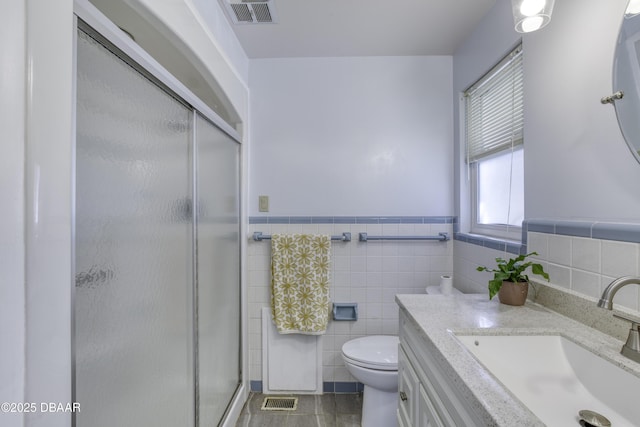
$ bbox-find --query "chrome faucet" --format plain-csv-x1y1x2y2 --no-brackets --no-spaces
598,276,640,363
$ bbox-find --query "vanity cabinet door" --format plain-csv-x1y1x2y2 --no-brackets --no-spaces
418,383,446,427
399,345,446,427
398,346,419,426
400,311,484,427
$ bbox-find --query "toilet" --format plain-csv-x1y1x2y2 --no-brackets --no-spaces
342,335,399,427
425,285,462,295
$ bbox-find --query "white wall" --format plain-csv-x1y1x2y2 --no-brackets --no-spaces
1,1,249,425
455,0,639,225
0,2,26,426
23,1,75,426
453,0,640,310
131,0,250,126
248,55,455,385
453,0,517,232
247,221,454,385
186,0,249,84
249,56,453,216
524,0,640,220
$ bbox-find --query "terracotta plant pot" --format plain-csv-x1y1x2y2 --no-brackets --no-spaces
498,281,529,306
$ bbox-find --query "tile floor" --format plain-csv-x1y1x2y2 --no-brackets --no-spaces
235,392,363,427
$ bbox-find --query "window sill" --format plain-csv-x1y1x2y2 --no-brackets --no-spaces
454,232,524,255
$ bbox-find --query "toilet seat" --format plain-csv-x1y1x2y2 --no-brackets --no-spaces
342,335,399,371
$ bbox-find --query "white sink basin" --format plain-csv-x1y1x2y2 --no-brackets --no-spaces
455,334,640,426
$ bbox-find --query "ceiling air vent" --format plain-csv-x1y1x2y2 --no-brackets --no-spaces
224,0,277,24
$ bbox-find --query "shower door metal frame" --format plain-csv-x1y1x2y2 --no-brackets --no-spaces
71,1,244,426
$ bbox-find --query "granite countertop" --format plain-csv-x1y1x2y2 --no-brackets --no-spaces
395,294,640,426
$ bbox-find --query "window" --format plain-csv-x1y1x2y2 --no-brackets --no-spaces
465,44,524,240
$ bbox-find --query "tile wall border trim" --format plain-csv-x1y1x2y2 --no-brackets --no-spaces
251,216,640,249
454,232,524,255
454,218,640,254
249,380,364,394
249,216,456,225
524,219,640,243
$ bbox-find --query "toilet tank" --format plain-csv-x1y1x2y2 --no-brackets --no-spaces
425,285,462,295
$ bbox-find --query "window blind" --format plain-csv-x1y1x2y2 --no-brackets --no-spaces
465,45,523,163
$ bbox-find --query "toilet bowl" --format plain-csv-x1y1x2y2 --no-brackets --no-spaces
342,335,399,427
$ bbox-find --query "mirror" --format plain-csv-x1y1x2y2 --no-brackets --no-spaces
613,1,640,163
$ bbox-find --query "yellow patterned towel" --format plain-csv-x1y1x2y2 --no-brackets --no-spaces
271,234,331,335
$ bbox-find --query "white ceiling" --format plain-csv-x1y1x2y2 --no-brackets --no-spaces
219,0,498,58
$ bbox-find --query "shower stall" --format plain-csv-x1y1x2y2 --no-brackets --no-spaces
73,10,242,427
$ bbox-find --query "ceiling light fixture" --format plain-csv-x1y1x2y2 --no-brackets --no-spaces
511,0,555,33
626,0,640,17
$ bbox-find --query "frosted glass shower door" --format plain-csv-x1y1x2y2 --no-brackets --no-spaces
195,114,241,425
75,26,194,427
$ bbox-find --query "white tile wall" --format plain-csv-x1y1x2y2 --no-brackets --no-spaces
247,222,454,383
453,232,640,313
528,232,640,312
452,240,503,295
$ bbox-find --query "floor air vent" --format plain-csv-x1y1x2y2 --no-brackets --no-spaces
261,396,298,411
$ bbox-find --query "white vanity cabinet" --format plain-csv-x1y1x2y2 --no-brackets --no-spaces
397,346,418,426
398,346,450,427
397,311,484,427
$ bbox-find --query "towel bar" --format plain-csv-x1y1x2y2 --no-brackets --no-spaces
252,232,351,242
358,232,449,242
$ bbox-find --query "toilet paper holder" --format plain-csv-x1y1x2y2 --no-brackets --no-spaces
332,303,358,321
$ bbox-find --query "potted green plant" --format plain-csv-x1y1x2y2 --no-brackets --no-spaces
476,252,549,306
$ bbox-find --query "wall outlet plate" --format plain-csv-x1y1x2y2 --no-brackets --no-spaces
259,195,269,212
